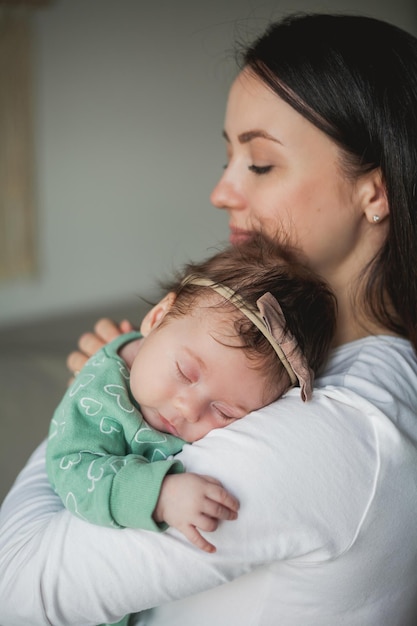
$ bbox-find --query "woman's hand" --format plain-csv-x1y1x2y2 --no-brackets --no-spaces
154,473,240,553
66,318,134,378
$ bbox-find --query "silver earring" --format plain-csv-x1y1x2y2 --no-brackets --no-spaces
372,215,381,223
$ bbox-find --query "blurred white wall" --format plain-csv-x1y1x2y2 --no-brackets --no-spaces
0,0,415,326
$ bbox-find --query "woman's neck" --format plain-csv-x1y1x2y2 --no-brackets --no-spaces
331,280,397,347
325,216,400,346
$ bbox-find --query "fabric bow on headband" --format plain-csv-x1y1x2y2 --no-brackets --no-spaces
181,276,314,402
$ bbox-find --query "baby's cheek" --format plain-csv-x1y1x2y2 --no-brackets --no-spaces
128,368,144,405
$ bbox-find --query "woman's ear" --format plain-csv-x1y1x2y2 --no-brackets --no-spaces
360,168,390,225
140,292,176,337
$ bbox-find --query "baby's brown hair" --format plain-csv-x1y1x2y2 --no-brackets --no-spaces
161,234,337,401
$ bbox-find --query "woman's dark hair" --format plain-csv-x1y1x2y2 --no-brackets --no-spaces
243,13,417,349
162,234,337,400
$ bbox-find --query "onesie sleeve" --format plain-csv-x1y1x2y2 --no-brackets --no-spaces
46,341,184,530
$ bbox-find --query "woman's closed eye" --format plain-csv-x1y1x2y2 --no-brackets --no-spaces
221,159,273,175
248,164,273,175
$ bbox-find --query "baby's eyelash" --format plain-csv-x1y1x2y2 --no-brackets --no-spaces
214,405,234,421
176,364,190,383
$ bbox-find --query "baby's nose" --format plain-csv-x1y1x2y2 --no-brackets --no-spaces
174,394,202,424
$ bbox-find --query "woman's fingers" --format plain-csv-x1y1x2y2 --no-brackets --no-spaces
66,318,134,384
94,318,124,342
66,318,126,378
119,319,135,333
66,350,89,374
77,318,124,359
77,331,107,358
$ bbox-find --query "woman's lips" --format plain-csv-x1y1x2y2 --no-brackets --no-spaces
229,227,253,245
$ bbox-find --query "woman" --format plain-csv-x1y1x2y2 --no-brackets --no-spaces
1,12,417,626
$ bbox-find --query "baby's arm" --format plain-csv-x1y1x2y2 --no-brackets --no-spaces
47,338,184,530
154,473,240,553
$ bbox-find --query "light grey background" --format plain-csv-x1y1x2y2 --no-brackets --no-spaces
0,0,416,327
0,0,416,502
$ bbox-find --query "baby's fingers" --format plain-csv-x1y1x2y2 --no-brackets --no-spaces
202,480,240,518
184,525,217,554
202,497,238,523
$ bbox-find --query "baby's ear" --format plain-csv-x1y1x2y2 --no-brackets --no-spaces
140,292,176,336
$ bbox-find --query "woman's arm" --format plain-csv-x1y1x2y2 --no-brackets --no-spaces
0,439,249,626
0,390,370,626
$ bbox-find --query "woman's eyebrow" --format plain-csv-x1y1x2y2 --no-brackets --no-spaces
222,129,283,145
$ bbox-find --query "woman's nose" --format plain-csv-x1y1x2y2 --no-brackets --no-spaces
210,171,245,212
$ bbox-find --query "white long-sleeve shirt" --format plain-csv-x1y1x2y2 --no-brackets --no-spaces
1,335,417,626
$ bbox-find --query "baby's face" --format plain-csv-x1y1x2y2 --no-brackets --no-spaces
130,307,276,442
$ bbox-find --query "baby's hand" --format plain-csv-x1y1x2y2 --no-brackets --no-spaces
154,473,240,553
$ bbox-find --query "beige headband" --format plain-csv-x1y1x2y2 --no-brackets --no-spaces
182,275,313,401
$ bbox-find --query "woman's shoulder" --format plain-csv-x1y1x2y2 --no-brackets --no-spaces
320,334,415,380
190,335,417,523
197,336,417,461
316,335,417,427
